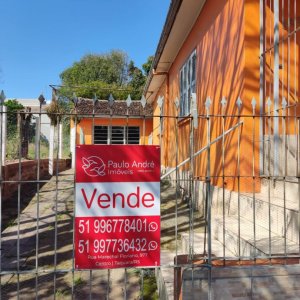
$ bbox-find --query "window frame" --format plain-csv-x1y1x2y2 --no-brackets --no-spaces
179,49,197,117
93,125,140,145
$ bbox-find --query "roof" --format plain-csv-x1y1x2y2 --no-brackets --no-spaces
76,98,153,117
144,0,207,102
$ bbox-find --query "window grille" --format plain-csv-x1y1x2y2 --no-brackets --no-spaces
179,50,197,116
94,126,140,145
94,125,108,144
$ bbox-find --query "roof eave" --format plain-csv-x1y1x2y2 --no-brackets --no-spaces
144,0,207,103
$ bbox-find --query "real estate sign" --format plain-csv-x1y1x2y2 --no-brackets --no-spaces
75,145,160,269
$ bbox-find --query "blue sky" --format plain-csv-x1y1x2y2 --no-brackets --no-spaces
0,0,170,100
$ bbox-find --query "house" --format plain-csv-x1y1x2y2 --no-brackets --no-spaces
145,0,299,192
144,0,300,296
70,98,153,160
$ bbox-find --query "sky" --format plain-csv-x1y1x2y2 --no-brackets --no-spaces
0,0,170,100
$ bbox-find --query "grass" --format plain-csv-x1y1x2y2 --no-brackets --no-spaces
28,143,49,159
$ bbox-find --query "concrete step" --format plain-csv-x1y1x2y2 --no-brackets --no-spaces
260,177,299,200
211,180,300,244
238,192,299,244
213,216,299,257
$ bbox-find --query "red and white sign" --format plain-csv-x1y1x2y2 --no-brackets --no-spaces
75,145,160,269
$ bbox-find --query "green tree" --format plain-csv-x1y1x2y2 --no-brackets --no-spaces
58,50,150,100
128,60,146,90
142,55,154,76
60,50,129,86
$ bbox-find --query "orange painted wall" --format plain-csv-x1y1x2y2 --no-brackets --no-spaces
72,118,153,145
153,0,265,192
152,80,168,147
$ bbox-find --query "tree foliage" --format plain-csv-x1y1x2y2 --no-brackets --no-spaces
60,51,129,86
59,50,151,100
4,99,24,137
142,56,154,76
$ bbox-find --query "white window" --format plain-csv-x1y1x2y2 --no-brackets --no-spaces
94,126,140,144
179,50,196,116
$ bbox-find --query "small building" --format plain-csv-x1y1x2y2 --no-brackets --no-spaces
70,98,153,164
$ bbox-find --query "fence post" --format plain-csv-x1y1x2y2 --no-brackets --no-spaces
273,0,279,176
58,123,63,159
35,117,40,160
70,126,75,168
2,106,6,165
49,124,54,175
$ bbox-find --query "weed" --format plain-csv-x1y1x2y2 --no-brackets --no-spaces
55,288,68,298
140,269,158,300
74,276,84,287
6,219,15,227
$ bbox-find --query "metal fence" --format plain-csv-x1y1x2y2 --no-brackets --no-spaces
0,91,298,299
0,1,299,298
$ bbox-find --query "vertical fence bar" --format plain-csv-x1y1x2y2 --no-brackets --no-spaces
205,97,212,265
204,97,212,300
141,95,147,146
297,1,299,176
158,96,164,163
2,106,6,165
108,94,114,298
294,0,298,177
269,0,273,103
260,0,265,175
273,0,280,177
124,268,127,299
49,125,54,176
89,95,98,299
106,269,110,300
0,91,5,297
143,115,146,145
236,98,242,260
267,98,272,259
189,118,194,260
174,99,179,299
189,114,195,291
17,112,22,299
252,99,257,260
221,97,226,263
283,100,287,258
298,117,300,254
140,269,144,300
72,96,79,299
35,97,43,299
124,95,131,298
53,117,60,298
